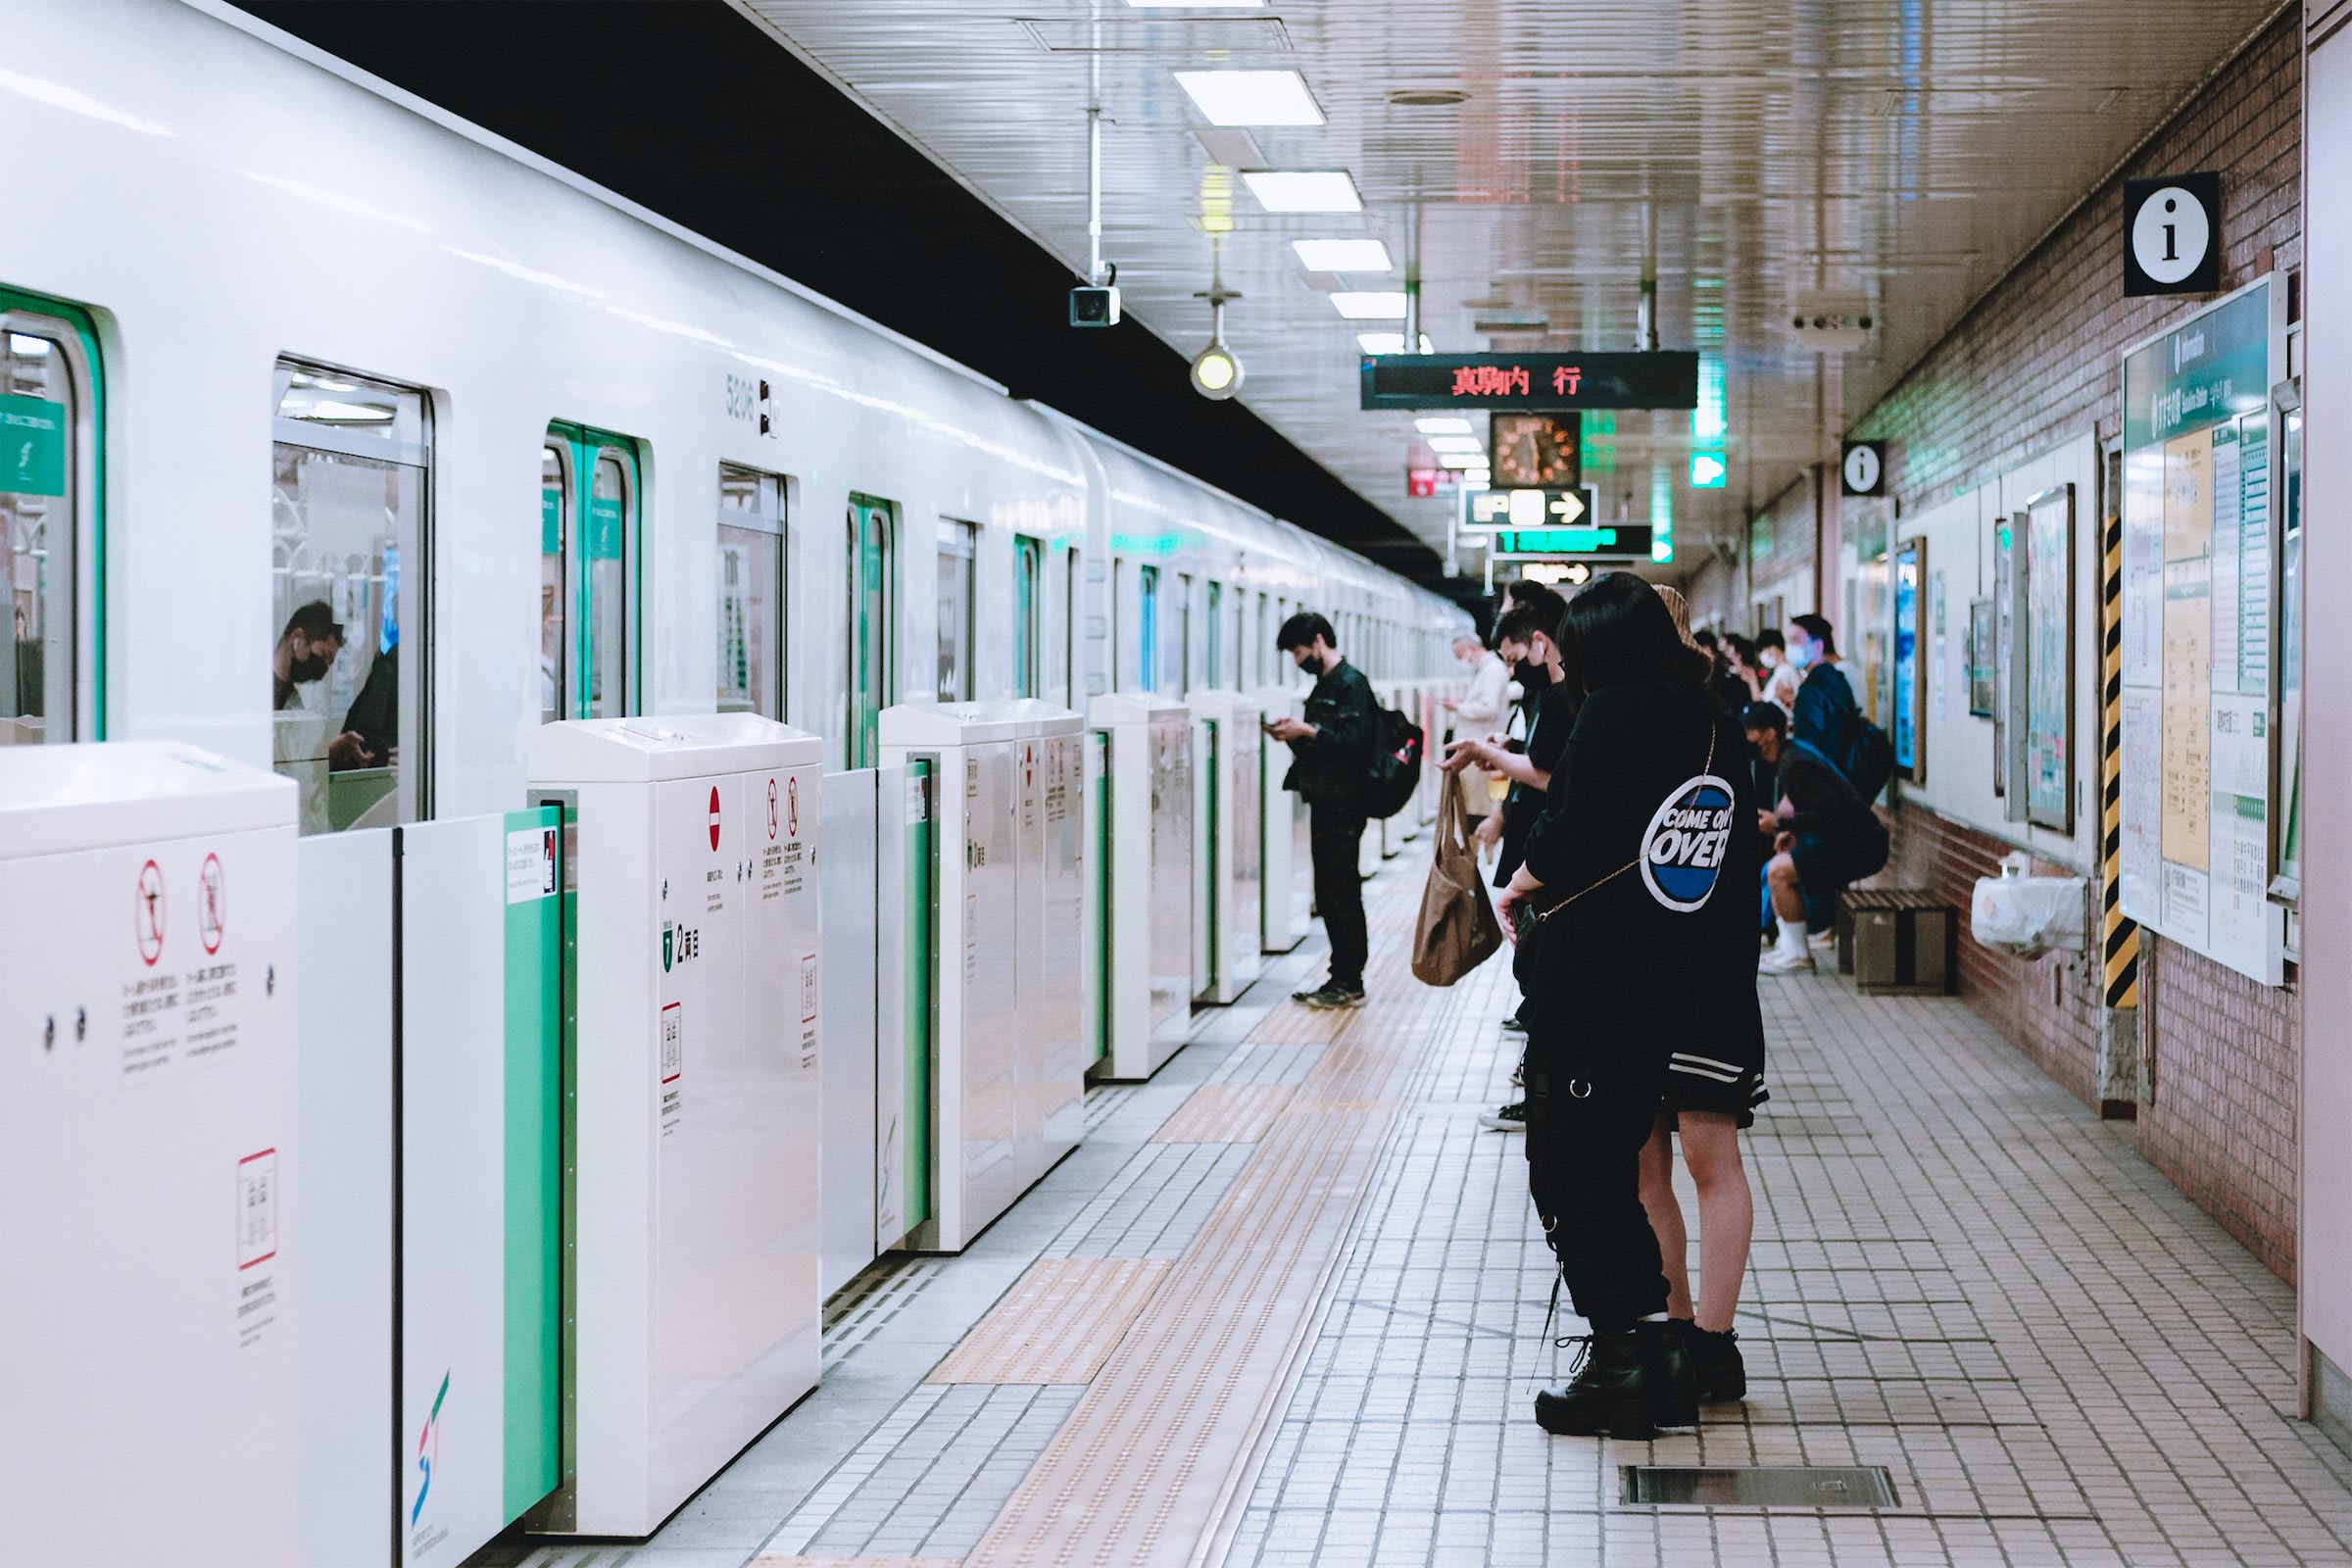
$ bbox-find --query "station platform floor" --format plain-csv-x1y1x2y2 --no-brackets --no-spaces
479,850,2352,1568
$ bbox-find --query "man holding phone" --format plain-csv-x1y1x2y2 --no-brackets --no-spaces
1267,612,1377,1008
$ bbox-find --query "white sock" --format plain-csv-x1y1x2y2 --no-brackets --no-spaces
1775,919,1809,959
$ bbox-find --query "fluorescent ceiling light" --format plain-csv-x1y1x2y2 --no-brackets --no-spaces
1357,332,1434,355
1292,238,1392,272
1242,171,1361,213
1176,70,1324,126
1331,291,1408,320
1415,416,1472,435
1426,436,1485,455
1132,0,1261,6
1436,452,1485,468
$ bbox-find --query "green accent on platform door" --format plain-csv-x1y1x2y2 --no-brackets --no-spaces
904,759,934,1228
1091,731,1111,1063
1204,720,1219,994
503,806,564,1517
544,422,643,719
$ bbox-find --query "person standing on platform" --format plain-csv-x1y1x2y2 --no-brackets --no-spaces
1495,571,1764,1440
1786,612,1857,759
1443,630,1510,834
1754,627,1798,712
1441,602,1574,1132
1268,612,1377,1010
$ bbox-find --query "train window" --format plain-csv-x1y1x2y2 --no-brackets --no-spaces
1013,534,1043,700
1171,572,1193,697
717,465,787,721
1,293,99,745
271,362,428,835
1204,580,1223,691
846,494,896,768
937,519,976,702
1137,564,1159,693
544,423,643,726
1060,545,1081,706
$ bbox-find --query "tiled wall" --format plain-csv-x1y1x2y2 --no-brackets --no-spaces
1853,12,2304,1278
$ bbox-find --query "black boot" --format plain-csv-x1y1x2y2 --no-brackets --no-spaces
1534,1329,1657,1439
1686,1324,1746,1403
1636,1319,1700,1429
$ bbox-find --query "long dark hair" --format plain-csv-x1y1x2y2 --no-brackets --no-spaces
1558,572,1713,695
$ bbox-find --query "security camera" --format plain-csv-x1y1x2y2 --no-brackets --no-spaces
1070,285,1121,327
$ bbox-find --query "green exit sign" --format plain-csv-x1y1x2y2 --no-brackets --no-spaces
1489,524,1657,559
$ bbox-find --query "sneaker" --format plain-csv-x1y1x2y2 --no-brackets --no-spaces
1479,1101,1527,1132
1500,1013,1527,1033
1809,928,1838,950
1757,948,1815,975
1685,1324,1747,1403
1294,982,1366,1010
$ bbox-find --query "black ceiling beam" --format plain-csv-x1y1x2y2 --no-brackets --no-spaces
234,0,1464,599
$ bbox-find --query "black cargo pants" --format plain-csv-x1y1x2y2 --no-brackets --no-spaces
1524,1045,1673,1333
1308,802,1369,991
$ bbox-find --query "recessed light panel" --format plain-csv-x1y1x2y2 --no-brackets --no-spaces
1175,70,1324,126
1130,0,1262,6
1415,417,1472,435
1356,332,1434,355
1426,436,1485,455
1292,238,1392,272
1242,171,1361,213
1331,291,1408,320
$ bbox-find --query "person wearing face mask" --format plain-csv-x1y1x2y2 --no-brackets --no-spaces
1268,612,1379,1008
271,601,345,710
1441,602,1573,1129
1753,627,1798,712
1785,613,1857,761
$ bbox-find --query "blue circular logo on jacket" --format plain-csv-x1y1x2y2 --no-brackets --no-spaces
1641,774,1735,912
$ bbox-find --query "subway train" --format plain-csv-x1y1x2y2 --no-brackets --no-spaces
0,3,1469,1566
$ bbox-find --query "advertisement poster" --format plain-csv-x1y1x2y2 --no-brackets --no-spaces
2025,486,2073,831
1891,541,1920,777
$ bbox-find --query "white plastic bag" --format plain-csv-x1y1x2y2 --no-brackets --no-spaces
1970,853,2086,956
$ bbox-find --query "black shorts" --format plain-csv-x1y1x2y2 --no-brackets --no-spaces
1659,1046,1769,1129
1790,823,1889,899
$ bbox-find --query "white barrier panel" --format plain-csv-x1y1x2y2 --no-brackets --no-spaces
819,770,880,1298
397,809,564,1565
1007,703,1088,1164
527,716,823,1537
875,762,922,1250
1089,693,1195,1080
0,744,300,1568
1189,690,1264,1004
296,829,393,1568
1253,688,1305,955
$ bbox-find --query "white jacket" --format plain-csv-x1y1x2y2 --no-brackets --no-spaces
1450,652,1511,812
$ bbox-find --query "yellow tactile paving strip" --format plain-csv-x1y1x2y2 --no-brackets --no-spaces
925,1258,1175,1386
957,871,1459,1568
1150,1081,1298,1145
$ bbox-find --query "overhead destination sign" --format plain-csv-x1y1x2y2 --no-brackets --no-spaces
1361,352,1698,412
1488,524,1655,560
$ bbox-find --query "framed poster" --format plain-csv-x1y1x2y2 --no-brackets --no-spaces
1891,539,1924,782
2024,484,2075,832
2116,272,2286,984
1966,599,1996,717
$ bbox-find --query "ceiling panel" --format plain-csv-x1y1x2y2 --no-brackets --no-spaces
738,0,2278,571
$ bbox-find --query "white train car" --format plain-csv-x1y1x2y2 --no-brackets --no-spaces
0,2,1468,1564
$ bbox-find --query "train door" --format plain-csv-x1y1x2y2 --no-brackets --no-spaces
716,464,787,720
0,289,100,745
846,494,896,768
273,362,430,833
1014,535,1043,700
1172,572,1193,696
1205,580,1223,691
542,423,642,723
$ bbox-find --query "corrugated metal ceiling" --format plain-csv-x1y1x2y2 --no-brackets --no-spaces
735,0,2280,568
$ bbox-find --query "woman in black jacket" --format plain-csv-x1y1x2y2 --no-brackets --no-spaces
1494,572,1767,1440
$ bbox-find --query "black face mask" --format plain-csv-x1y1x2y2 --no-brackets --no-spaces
289,652,333,685
1298,653,1326,677
1513,659,1550,692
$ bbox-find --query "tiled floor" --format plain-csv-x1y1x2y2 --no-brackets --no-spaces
476,852,2352,1568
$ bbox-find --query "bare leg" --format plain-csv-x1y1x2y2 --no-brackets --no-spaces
1677,1111,1753,1334
1638,1110,1690,1320
1766,852,1806,924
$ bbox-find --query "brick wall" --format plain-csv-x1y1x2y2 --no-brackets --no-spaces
1852,12,2303,1278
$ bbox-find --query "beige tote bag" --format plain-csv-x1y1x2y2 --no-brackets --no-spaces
1411,770,1505,986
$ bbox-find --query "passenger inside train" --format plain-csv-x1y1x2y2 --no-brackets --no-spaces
7,2,2350,1565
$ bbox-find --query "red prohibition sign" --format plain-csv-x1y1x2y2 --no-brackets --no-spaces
199,854,226,956
708,785,722,852
766,778,779,841
135,858,166,966
786,775,800,837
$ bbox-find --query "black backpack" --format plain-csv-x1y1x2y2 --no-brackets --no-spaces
1360,702,1425,819
1838,712,1896,805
